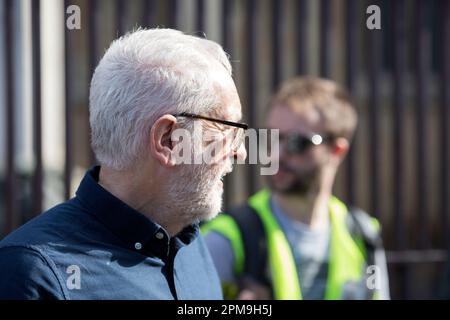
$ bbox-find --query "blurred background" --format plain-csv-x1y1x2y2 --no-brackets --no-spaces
0,0,449,299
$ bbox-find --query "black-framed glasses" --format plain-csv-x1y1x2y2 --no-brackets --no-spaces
279,132,331,155
173,112,248,152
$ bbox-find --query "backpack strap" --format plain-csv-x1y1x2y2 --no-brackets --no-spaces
227,204,271,287
346,206,383,267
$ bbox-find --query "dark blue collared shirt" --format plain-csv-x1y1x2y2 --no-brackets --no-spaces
0,166,223,300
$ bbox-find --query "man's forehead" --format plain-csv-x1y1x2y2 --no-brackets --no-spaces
227,104,242,120
211,104,241,122
213,85,242,121
267,105,321,132
202,68,242,121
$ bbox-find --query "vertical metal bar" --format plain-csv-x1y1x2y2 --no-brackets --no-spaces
196,0,204,33
64,0,73,200
368,0,382,219
415,0,430,249
271,0,281,90
296,0,308,75
167,0,177,29
392,0,407,251
392,0,408,300
319,0,331,78
245,0,257,196
439,0,449,247
142,0,155,28
117,0,126,36
5,0,16,233
222,0,233,211
31,0,43,212
87,0,98,165
345,0,357,204
88,0,98,78
221,0,231,54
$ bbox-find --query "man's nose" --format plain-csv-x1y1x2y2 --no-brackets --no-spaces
278,142,287,158
234,143,247,162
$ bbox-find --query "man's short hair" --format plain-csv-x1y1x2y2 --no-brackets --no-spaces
271,77,358,141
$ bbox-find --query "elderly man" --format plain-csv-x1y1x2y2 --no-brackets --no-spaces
0,29,246,299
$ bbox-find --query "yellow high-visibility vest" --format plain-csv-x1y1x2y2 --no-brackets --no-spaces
202,189,379,300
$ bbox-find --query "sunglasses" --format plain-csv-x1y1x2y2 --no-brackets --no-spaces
278,132,331,154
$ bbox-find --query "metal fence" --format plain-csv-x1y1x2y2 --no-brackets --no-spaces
0,0,449,299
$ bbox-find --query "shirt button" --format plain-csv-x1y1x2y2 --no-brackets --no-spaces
155,232,164,240
134,242,142,250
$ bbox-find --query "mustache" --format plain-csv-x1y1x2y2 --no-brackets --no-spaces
278,162,299,174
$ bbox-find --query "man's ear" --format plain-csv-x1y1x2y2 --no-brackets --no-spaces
149,115,178,167
330,137,350,163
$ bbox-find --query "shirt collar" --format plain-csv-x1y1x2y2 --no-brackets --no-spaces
75,166,199,259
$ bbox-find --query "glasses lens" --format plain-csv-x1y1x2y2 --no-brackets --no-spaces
231,128,244,151
286,134,315,154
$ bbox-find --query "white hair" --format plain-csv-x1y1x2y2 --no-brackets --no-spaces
89,28,232,170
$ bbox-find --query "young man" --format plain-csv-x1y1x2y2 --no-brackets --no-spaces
203,77,390,300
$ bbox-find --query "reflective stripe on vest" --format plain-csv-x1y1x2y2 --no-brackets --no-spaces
248,189,302,299
325,193,366,299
